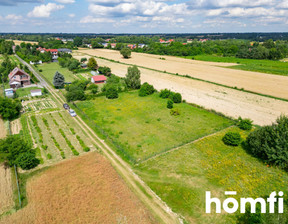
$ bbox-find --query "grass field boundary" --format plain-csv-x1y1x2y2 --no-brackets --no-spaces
81,52,288,102
137,125,235,165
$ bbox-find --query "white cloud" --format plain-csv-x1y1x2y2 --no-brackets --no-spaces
68,13,75,17
28,3,64,18
54,0,75,3
80,15,115,23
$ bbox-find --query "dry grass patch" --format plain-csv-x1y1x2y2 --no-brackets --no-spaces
0,164,14,216
0,152,156,224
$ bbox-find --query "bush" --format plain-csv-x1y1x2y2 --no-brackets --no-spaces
139,82,155,97
159,89,171,98
167,99,174,109
16,152,40,170
47,154,52,160
222,132,242,146
106,86,118,99
172,93,182,103
237,117,253,130
246,115,288,169
170,108,180,116
84,147,90,152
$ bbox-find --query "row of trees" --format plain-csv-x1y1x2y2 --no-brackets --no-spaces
133,39,288,60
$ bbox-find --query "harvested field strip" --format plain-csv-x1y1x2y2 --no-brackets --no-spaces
76,49,288,100
0,165,14,217
0,153,157,224
0,119,7,139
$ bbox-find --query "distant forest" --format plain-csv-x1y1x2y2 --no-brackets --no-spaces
1,33,288,60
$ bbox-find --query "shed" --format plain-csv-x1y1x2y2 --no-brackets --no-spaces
91,75,107,84
31,89,42,97
5,88,14,98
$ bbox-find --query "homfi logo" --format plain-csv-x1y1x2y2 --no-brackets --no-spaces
205,191,284,214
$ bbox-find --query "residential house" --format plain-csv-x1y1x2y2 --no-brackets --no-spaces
8,67,31,89
110,43,116,49
91,75,107,84
30,89,42,97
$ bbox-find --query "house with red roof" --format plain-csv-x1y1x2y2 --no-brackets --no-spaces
8,67,31,89
91,75,107,84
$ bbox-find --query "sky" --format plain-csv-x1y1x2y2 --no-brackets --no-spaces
0,0,287,33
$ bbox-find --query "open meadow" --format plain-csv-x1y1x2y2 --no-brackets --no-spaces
72,52,288,126
75,49,288,100
75,91,233,163
0,152,157,224
135,127,288,223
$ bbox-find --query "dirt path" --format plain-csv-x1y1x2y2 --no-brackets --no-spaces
0,119,7,139
0,164,14,216
73,54,288,126
15,55,182,224
76,49,288,100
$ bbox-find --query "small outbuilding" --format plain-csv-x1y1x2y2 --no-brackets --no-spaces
30,89,42,97
91,75,107,84
5,88,14,98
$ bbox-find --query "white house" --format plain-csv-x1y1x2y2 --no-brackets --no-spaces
30,89,42,97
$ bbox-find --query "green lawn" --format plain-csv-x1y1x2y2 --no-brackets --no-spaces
182,55,288,76
16,87,42,97
135,127,288,223
37,62,78,84
75,91,233,163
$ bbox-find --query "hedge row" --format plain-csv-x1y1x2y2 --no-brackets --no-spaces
76,135,90,152
51,136,65,159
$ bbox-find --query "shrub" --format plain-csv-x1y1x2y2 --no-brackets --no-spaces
106,86,118,99
170,108,180,116
47,154,52,160
167,99,174,109
16,152,40,170
222,132,242,146
159,89,171,98
246,115,288,169
172,93,182,103
84,147,90,152
41,145,48,150
139,82,155,97
237,117,253,130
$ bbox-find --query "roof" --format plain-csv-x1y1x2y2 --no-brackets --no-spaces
8,67,30,80
45,49,58,52
58,48,72,52
30,89,42,93
92,75,107,82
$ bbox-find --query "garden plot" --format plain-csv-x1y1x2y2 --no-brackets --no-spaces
26,111,95,165
22,98,58,112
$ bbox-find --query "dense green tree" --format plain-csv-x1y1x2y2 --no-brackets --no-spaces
87,57,98,70
246,115,288,169
139,82,155,97
0,97,22,120
105,86,118,99
65,86,86,102
53,71,65,89
16,152,40,170
167,99,174,109
172,93,182,103
125,65,141,89
98,66,111,76
120,47,131,58
0,135,37,168
81,57,87,63
73,37,83,47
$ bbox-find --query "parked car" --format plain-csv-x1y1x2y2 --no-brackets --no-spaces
69,109,77,117
63,103,70,110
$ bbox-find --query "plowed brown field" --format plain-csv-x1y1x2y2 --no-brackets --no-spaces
0,153,156,224
73,52,288,126
76,49,288,99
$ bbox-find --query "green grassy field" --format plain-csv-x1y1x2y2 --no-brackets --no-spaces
37,62,78,84
75,91,233,163
135,126,288,223
16,87,42,97
182,55,288,76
